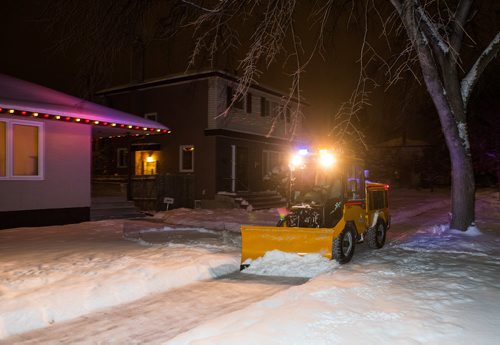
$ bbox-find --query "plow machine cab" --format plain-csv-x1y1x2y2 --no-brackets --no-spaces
282,148,367,229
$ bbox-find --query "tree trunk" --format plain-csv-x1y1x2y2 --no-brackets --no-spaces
426,81,475,231
448,133,476,230
421,61,476,231
400,1,475,231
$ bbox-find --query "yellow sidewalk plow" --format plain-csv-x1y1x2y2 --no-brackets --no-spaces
240,223,345,266
239,146,391,270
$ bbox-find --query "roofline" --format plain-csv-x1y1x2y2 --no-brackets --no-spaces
96,70,308,105
204,128,306,146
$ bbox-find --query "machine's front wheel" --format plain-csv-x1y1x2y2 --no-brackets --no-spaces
332,225,356,264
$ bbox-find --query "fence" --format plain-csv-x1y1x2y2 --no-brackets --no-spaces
130,174,194,211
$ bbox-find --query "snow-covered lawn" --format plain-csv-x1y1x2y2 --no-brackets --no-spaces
0,221,240,339
1,188,499,344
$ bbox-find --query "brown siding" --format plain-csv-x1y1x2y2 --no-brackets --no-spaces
101,79,217,199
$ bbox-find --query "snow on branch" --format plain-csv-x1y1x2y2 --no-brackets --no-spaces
461,31,500,107
415,4,449,55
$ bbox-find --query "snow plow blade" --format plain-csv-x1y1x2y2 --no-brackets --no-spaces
240,224,344,266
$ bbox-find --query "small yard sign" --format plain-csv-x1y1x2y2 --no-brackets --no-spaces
163,197,174,210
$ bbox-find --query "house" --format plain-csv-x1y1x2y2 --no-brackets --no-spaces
0,73,169,229
95,70,305,209
368,136,434,188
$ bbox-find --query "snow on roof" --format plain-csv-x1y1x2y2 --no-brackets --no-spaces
0,73,170,132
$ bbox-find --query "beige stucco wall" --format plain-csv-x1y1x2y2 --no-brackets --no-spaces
0,116,91,211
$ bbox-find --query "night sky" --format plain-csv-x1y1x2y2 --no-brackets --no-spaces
1,0,498,152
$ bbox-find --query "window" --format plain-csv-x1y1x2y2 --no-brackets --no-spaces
262,150,283,175
369,190,387,210
0,121,5,177
179,145,194,172
226,87,244,110
246,93,252,113
0,119,43,180
134,150,159,175
260,97,270,117
144,112,158,121
117,148,128,168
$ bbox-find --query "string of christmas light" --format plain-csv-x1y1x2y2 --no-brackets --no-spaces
0,107,172,136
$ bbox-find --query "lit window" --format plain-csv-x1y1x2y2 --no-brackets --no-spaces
13,124,39,176
0,121,5,177
0,119,43,180
117,148,128,168
179,145,194,172
135,150,159,175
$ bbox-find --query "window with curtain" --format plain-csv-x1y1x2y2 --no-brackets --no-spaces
0,119,43,180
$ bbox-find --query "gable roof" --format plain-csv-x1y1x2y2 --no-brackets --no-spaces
0,74,170,135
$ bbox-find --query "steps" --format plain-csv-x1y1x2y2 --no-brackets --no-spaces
217,191,286,210
90,196,146,221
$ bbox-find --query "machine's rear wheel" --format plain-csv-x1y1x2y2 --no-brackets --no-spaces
332,225,356,264
367,221,386,249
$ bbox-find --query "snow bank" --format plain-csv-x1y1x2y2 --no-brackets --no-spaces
0,223,239,339
391,223,499,256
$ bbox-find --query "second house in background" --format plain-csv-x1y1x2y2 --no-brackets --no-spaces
95,70,306,208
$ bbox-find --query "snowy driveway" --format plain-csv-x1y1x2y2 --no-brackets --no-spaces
1,188,499,344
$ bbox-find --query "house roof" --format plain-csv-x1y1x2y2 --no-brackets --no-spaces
96,70,307,105
0,73,170,136
375,137,432,148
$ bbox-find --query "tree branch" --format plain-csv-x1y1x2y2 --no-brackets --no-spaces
414,2,449,55
389,0,402,15
181,0,222,13
461,31,500,108
449,0,473,53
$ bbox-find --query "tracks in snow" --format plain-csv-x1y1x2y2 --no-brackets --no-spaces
5,273,307,344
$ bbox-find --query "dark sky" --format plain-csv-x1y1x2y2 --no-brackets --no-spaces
1,0,497,148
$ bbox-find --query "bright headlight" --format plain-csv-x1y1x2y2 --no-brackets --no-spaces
289,154,304,169
319,150,336,168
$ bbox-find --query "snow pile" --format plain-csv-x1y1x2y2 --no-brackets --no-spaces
391,223,500,256
242,250,339,278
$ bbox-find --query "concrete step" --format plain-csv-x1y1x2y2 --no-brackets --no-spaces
90,197,145,221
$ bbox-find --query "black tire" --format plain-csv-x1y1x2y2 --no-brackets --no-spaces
332,225,356,264
367,221,386,249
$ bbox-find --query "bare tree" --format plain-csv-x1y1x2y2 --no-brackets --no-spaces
388,0,499,230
